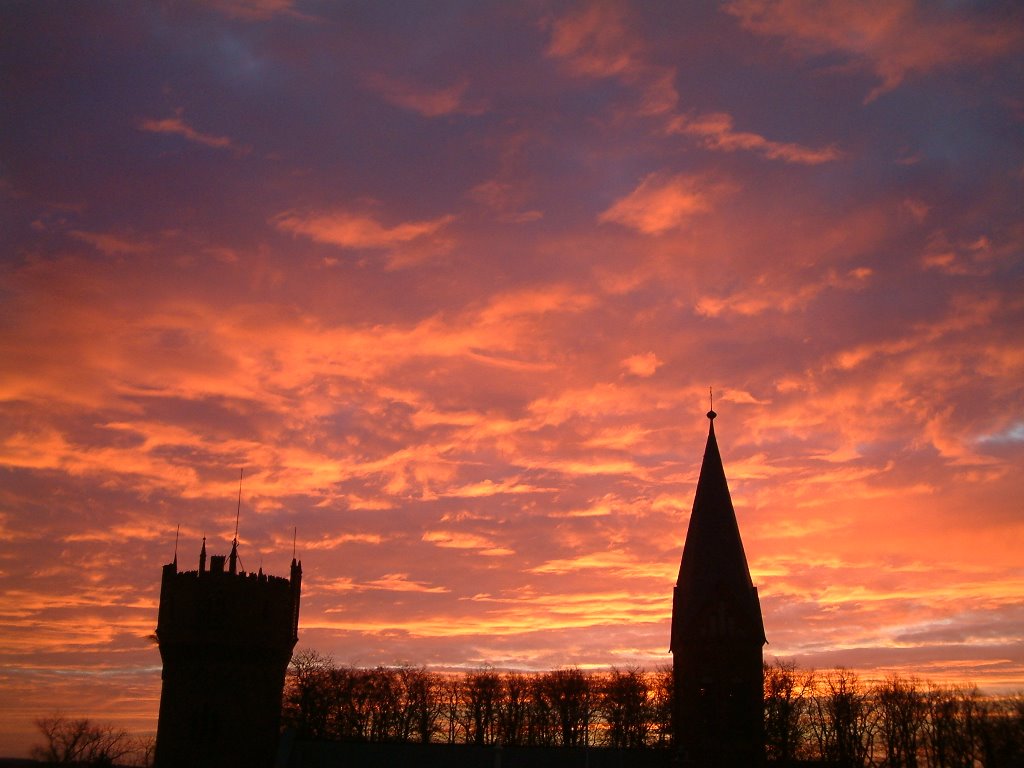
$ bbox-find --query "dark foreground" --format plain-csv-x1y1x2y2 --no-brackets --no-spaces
280,739,674,768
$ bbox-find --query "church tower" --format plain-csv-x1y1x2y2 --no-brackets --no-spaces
671,408,765,766
154,538,301,768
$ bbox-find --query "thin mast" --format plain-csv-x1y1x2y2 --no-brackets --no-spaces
229,468,243,574
234,467,243,543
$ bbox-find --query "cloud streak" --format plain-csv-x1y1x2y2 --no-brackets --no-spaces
138,114,240,151
274,209,455,251
666,112,842,164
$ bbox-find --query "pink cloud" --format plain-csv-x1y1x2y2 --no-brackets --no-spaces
921,232,1003,277
69,230,153,256
207,0,321,21
548,4,839,162
138,115,238,150
469,179,544,224
667,111,841,164
365,73,486,117
695,267,872,317
546,3,678,115
726,0,1024,101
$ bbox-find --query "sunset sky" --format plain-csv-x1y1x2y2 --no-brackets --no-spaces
2,0,1023,757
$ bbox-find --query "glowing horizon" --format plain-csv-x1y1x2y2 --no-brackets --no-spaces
1,0,1023,758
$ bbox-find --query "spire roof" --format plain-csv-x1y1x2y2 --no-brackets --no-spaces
673,410,765,647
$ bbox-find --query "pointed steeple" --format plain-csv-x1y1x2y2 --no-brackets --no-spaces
199,537,207,574
671,408,765,650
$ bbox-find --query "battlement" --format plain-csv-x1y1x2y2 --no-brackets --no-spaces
156,557,301,651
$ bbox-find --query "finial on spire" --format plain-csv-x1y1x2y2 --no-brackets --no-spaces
707,386,717,421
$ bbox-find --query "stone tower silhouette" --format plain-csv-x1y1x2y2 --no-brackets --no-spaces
671,409,766,767
154,537,301,768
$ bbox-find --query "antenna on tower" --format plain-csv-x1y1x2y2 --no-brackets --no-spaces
292,527,297,561
173,524,180,567
230,468,243,575
234,468,243,542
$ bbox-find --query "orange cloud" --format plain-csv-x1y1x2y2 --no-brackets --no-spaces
273,209,455,250
621,352,662,377
479,284,595,323
439,478,553,499
305,573,449,595
599,172,727,234
304,597,663,639
530,550,674,581
363,573,451,593
422,531,514,557
302,533,384,551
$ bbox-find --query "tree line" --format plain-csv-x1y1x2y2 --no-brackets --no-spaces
28,657,1023,766
763,662,1023,767
283,652,1024,767
282,650,672,749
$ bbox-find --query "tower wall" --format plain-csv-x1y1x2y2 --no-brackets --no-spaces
672,587,764,766
154,555,301,768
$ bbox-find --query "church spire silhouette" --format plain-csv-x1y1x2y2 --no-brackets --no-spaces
671,407,765,766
